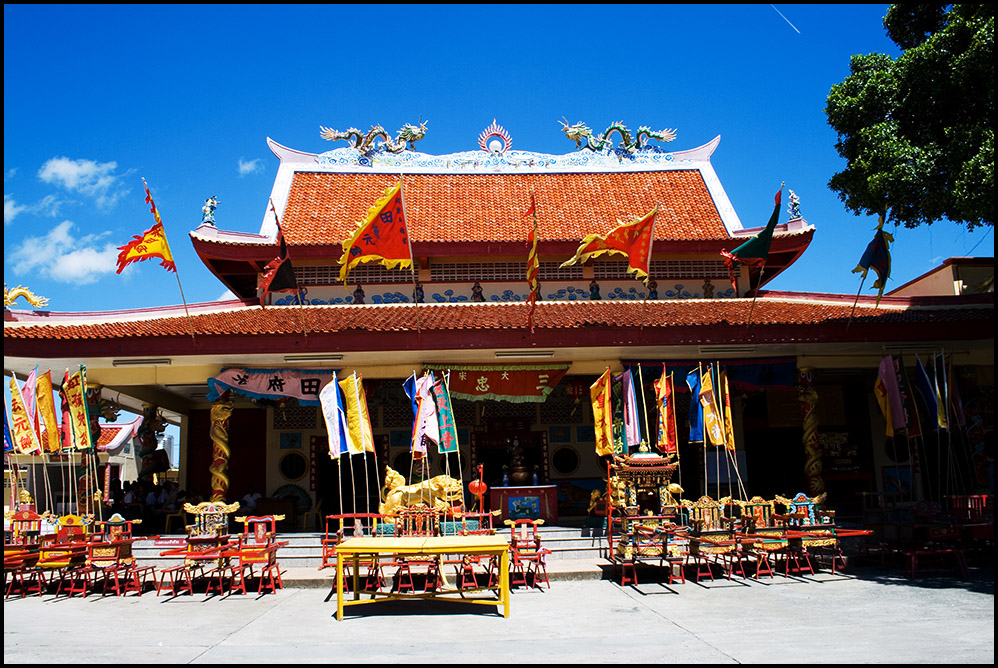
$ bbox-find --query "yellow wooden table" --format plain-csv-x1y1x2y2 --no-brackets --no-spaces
334,535,510,620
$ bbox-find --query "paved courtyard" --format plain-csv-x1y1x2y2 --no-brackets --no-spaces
4,564,993,664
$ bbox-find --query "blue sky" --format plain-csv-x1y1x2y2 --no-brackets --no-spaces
4,3,992,313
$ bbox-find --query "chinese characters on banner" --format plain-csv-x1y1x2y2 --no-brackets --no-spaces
62,368,93,450
421,364,571,403
207,368,338,406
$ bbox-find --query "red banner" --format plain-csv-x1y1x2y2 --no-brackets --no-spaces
422,364,571,403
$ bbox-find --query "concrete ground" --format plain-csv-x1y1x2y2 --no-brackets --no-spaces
3,562,993,664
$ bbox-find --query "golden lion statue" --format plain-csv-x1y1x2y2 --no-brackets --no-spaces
380,466,465,516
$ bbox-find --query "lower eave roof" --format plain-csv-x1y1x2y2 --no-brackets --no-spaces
5,293,992,360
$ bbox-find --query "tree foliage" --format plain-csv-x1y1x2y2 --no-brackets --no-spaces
825,4,993,231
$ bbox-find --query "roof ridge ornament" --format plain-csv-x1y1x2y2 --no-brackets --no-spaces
559,118,677,153
319,119,428,154
478,119,512,154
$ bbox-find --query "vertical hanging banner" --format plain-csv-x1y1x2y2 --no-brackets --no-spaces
699,365,725,447
35,371,62,453
617,369,643,450
406,372,439,460
430,374,460,454
720,369,736,451
685,368,704,445
610,372,626,455
339,373,375,455
63,368,93,450
319,374,349,460
654,367,679,455
8,376,42,454
590,369,614,457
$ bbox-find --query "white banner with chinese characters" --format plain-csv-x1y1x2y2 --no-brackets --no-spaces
206,368,338,406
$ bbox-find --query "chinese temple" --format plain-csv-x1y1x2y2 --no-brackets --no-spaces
4,120,994,528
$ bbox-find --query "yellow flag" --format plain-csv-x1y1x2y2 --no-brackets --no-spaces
699,367,725,447
35,371,62,453
63,369,93,450
874,376,894,438
338,373,375,455
8,376,41,454
590,369,614,457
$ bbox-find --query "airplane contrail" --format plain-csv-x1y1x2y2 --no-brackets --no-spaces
771,5,801,34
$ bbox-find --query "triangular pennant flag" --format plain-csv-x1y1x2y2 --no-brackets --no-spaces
721,186,782,292
259,201,300,302
116,179,176,274
338,178,413,285
561,205,657,282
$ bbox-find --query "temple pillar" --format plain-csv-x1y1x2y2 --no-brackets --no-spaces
209,394,234,502
797,368,825,497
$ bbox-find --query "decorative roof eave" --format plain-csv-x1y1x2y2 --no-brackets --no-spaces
5,295,992,361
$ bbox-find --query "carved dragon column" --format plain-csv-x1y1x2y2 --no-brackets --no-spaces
796,368,824,497
209,394,234,502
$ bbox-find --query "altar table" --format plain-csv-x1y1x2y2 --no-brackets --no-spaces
334,535,510,621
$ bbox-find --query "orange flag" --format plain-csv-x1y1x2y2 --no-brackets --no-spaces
720,369,736,451
654,367,679,455
338,178,413,285
699,365,725,447
561,205,657,282
116,179,176,274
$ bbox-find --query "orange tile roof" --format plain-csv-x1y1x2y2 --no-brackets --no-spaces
281,171,729,246
5,296,991,347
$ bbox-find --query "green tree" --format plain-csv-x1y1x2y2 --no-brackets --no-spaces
825,4,993,231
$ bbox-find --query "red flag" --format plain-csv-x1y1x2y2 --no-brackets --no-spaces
338,178,413,285
258,200,299,303
525,190,540,332
116,179,176,274
561,205,657,282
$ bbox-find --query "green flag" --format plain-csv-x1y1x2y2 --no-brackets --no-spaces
721,185,782,292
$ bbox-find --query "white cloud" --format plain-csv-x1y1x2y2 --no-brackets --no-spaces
217,289,237,301
5,193,66,225
7,220,120,284
237,158,264,177
37,156,129,210
5,168,18,181
4,194,27,225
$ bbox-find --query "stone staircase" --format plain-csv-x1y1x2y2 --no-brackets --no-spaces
131,523,611,574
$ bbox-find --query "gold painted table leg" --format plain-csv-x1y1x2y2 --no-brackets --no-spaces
500,548,510,618
336,552,344,621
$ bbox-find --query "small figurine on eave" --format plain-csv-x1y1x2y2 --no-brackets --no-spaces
413,280,425,304
471,281,485,302
646,279,658,300
202,196,219,225
353,284,365,305
589,279,601,300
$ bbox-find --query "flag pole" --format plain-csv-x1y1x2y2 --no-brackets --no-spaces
399,174,422,339
139,178,198,351
268,198,308,341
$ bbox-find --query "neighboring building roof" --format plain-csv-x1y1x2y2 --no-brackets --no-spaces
888,257,994,297
5,292,992,359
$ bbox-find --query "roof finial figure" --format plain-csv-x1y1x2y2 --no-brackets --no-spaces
202,196,219,225
319,119,428,153
559,118,677,153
